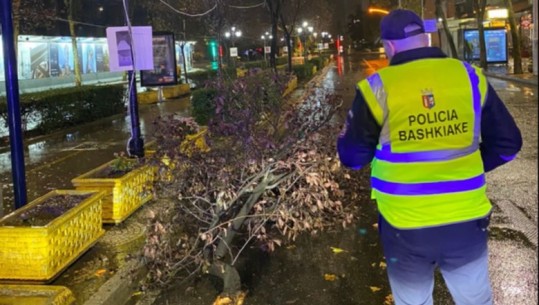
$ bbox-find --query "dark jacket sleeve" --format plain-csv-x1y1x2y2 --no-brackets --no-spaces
337,89,381,169
480,84,523,172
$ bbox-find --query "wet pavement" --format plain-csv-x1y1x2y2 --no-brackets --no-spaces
143,55,538,305
0,96,191,304
0,52,536,305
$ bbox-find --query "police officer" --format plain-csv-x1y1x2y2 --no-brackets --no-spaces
337,9,522,305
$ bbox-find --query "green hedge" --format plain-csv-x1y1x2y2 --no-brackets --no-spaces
241,60,268,69
0,84,125,136
191,88,217,125
292,63,316,82
187,70,219,85
187,67,238,85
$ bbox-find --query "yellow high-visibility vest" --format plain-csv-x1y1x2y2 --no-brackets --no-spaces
358,58,491,229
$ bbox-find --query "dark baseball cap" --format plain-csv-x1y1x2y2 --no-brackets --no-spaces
380,9,425,40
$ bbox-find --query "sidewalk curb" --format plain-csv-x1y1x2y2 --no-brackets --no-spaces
484,72,538,86
82,259,147,305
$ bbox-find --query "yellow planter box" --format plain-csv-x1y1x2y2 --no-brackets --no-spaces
236,68,248,78
138,84,190,104
163,83,190,99
137,90,158,104
0,285,75,305
71,160,156,224
283,75,298,97
0,190,106,282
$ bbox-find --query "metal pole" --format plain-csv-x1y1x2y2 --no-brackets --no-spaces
127,70,144,157
421,0,424,19
1,0,28,209
182,19,189,84
181,43,188,84
263,38,267,62
533,0,538,75
124,0,143,157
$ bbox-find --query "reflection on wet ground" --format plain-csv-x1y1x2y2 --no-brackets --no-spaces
151,54,445,305
151,55,538,305
0,97,191,216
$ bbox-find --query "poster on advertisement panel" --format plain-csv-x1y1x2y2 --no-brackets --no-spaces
140,32,178,87
57,43,74,77
106,26,153,71
29,43,50,79
463,28,507,63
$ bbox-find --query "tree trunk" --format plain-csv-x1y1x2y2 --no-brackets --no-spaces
286,33,293,73
504,0,523,74
65,0,82,86
266,0,280,73
12,0,20,57
208,171,282,295
474,0,488,70
435,0,458,58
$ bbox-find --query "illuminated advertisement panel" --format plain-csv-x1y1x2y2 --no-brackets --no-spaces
463,28,507,64
141,32,178,87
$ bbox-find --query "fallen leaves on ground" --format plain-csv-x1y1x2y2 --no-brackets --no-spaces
369,286,382,292
324,273,337,281
384,294,394,304
212,291,247,305
330,246,347,254
94,269,107,277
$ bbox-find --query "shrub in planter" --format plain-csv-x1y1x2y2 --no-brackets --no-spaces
71,154,156,224
292,63,315,81
191,88,217,125
0,190,106,282
308,56,324,70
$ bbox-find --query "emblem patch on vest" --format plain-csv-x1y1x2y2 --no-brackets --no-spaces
421,89,435,109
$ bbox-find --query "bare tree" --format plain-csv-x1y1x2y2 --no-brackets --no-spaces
504,0,523,74
265,0,335,73
473,0,488,70
64,0,82,86
435,0,458,58
12,0,55,55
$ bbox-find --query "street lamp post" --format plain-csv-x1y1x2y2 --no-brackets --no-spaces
297,21,314,62
224,26,242,67
261,32,273,62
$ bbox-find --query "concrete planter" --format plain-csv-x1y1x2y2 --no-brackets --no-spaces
0,190,106,282
0,285,75,305
138,84,190,104
71,160,156,224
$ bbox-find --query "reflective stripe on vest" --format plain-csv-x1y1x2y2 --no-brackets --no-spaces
371,174,485,196
368,61,482,163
